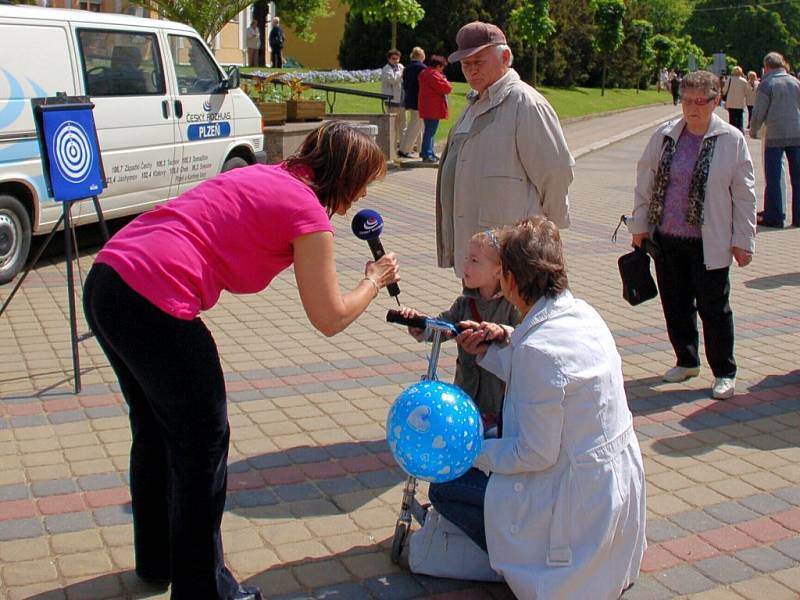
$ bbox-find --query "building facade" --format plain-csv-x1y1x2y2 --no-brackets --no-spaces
33,0,346,69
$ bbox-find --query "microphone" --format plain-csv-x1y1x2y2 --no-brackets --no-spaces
351,209,400,303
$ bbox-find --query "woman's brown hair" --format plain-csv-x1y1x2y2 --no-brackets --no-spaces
284,121,387,216
500,217,568,305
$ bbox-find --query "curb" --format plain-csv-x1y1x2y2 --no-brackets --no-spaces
572,111,680,160
387,105,681,169
560,101,675,125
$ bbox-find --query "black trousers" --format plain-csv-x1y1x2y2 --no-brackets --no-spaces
727,107,745,132
653,233,737,378
83,264,237,599
270,47,283,68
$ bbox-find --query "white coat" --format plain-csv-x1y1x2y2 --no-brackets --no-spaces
381,63,404,106
628,113,757,269
475,291,646,600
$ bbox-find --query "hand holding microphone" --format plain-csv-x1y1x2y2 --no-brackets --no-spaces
352,209,401,304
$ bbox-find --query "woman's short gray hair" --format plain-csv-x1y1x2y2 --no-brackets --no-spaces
680,70,720,98
494,44,514,67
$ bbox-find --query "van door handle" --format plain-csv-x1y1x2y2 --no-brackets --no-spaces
161,100,170,119
174,100,183,119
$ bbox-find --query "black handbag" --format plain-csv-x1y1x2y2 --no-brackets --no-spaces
618,246,658,306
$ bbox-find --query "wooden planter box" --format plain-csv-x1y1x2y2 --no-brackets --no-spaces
256,101,287,126
287,100,326,122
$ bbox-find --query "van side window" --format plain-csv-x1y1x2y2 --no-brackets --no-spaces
169,36,222,95
79,30,166,96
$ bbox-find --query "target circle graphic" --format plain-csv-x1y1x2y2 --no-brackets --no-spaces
52,120,94,184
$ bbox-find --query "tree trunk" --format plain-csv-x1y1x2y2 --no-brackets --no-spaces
532,42,538,87
391,19,397,49
601,57,607,96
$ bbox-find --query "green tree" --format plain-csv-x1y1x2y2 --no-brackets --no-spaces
630,19,654,91
346,0,425,49
672,35,708,72
593,0,626,95
133,0,257,42
541,0,597,87
277,0,333,42
685,1,800,73
509,0,556,86
651,33,676,70
629,0,692,36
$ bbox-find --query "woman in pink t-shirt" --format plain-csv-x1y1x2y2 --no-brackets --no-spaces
82,122,399,600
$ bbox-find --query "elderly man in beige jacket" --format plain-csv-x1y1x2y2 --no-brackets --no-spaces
436,21,574,277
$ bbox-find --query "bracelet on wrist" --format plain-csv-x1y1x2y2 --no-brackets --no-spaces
363,276,380,297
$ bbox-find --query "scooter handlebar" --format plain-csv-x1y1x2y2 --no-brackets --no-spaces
385,310,464,336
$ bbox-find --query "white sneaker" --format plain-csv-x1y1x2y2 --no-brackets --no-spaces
712,377,736,399
662,366,701,383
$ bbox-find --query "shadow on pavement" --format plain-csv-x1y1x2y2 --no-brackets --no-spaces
744,271,800,290
25,568,170,599
24,541,514,600
646,370,800,457
226,441,407,520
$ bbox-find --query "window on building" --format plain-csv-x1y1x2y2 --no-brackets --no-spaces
78,30,166,96
78,0,101,12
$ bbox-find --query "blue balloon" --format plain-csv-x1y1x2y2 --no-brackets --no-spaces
386,380,483,483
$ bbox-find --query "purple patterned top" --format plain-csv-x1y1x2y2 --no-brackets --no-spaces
657,129,704,239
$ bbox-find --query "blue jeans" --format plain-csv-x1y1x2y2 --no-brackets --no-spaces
421,119,440,159
763,145,800,226
428,468,489,551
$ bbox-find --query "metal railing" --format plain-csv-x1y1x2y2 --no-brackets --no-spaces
240,73,393,113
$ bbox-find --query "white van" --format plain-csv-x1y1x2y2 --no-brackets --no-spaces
0,5,266,283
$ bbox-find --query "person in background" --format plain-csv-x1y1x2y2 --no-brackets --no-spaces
750,51,800,228
629,70,757,400
417,55,452,163
246,18,260,68
658,67,669,92
398,46,426,158
745,71,760,129
435,21,573,278
429,217,646,600
670,70,682,105
723,66,749,132
82,122,400,600
269,16,285,69
381,49,406,151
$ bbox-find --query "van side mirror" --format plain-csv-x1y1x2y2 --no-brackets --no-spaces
225,66,240,90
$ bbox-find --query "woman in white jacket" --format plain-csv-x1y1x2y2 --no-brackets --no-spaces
723,66,749,132
381,49,406,149
627,70,757,400
429,217,646,600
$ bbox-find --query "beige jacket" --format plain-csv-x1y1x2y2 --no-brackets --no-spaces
724,75,748,109
435,69,574,275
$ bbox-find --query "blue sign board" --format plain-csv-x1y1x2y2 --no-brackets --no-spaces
37,103,105,202
187,121,231,141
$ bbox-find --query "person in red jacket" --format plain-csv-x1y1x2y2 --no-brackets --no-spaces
418,55,453,163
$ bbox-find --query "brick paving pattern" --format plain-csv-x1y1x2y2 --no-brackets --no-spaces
1,103,799,599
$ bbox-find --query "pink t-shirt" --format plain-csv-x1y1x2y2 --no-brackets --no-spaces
96,163,333,320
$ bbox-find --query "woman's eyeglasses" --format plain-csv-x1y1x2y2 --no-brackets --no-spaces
681,96,717,106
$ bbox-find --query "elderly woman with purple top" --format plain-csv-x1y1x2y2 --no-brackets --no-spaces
627,70,757,400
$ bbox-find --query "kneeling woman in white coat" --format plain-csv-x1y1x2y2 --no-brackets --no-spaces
429,217,646,600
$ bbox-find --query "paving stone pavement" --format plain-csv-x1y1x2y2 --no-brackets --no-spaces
1,102,799,599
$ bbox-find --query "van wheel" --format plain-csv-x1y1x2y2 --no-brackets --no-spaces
0,195,32,285
222,156,249,172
